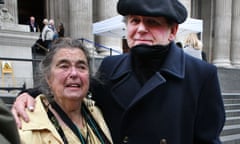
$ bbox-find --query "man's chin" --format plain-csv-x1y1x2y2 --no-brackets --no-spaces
134,42,153,46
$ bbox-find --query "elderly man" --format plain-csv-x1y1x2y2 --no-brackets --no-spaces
12,0,225,143
28,16,39,32
92,0,225,143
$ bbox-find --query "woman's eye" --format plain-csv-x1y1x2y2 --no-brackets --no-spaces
59,64,69,69
77,64,88,70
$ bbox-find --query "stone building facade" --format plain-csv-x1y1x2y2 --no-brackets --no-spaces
3,0,240,68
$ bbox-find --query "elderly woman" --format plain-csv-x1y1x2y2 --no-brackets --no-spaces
18,38,112,144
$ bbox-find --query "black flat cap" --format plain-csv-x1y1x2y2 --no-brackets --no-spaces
117,0,188,24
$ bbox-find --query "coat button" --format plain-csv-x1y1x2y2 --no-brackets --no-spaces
123,136,128,143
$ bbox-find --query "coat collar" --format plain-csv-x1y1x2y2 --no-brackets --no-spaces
20,95,63,142
109,42,185,80
108,42,186,110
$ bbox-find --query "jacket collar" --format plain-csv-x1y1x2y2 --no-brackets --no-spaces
110,42,185,80
20,95,63,142
21,96,113,144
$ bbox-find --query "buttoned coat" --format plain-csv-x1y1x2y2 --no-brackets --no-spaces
91,42,225,144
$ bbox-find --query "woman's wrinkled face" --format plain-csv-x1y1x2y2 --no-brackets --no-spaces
126,15,178,48
47,48,89,102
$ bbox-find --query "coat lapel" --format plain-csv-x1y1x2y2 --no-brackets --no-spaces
109,43,185,110
129,72,166,108
111,74,139,108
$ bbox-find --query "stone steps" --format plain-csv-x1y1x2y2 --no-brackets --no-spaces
225,109,240,117
224,99,240,104
225,116,240,125
225,104,240,110
221,124,240,136
221,93,240,144
221,134,240,144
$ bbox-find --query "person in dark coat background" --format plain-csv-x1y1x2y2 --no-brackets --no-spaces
57,22,65,37
28,16,39,32
0,99,20,144
11,0,225,143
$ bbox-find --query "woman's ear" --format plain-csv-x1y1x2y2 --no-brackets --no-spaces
45,75,51,87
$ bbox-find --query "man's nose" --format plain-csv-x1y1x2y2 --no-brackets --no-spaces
137,22,148,33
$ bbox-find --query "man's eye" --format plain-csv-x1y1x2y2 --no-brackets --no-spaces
147,19,160,26
130,18,140,24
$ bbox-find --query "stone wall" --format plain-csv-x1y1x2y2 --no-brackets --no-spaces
0,24,39,95
217,67,240,93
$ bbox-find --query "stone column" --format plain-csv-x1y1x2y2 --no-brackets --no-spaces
45,0,69,36
46,0,57,20
57,0,70,36
95,0,122,56
230,0,240,68
69,0,93,40
212,0,232,67
200,0,214,62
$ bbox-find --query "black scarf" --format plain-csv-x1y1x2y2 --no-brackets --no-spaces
130,44,170,85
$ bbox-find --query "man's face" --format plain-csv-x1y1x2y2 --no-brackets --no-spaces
126,15,178,48
30,17,35,23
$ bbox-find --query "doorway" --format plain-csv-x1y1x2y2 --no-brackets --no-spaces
17,0,45,27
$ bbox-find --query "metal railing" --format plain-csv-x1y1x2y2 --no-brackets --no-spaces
79,38,122,56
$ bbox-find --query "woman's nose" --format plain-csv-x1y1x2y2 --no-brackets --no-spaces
69,67,78,78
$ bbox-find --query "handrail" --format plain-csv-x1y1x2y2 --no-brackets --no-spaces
78,38,122,55
0,57,41,62
0,83,26,93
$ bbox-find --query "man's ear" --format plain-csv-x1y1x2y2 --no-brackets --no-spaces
169,23,179,41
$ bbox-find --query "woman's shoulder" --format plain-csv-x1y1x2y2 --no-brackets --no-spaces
83,98,113,143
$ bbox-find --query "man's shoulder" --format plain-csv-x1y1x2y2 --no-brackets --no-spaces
103,53,128,62
99,54,129,75
101,54,128,67
104,53,127,59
